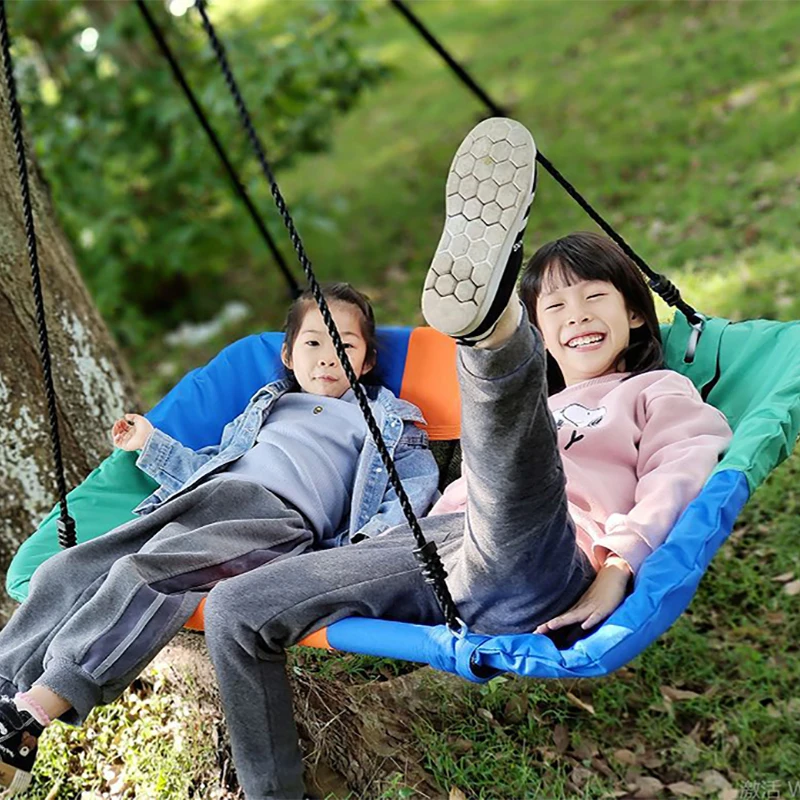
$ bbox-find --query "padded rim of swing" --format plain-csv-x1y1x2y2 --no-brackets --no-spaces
8,314,800,681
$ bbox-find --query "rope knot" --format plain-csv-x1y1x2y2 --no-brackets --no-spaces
413,540,448,584
57,516,77,549
649,275,681,306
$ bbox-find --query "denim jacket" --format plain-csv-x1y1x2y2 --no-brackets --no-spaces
133,379,440,546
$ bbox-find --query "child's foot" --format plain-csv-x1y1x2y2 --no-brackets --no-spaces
422,117,537,345
0,697,43,794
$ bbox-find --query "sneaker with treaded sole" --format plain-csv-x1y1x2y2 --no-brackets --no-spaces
0,696,43,795
422,117,537,343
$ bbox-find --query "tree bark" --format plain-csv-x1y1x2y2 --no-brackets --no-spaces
0,75,139,622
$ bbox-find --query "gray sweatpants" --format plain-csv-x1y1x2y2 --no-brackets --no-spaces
203,319,595,799
0,480,313,725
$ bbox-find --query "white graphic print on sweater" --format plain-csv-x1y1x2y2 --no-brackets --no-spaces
552,403,607,430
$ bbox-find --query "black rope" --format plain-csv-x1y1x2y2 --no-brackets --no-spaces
0,0,76,548
134,0,300,299
390,0,507,118
194,0,461,630
390,0,702,326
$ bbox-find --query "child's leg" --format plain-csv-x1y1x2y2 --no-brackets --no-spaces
0,502,196,793
203,518,455,799
445,315,594,632
0,500,188,701
13,480,312,727
424,118,594,633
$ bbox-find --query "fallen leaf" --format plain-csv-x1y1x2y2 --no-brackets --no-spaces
634,776,665,799
743,225,760,246
566,691,596,715
449,788,468,800
449,737,474,754
721,789,739,800
753,195,774,213
668,781,702,797
661,686,702,702
569,766,594,787
45,782,62,800
784,580,800,596
477,707,494,723
772,571,794,582
538,747,558,763
503,694,528,724
724,86,760,111
613,748,639,766
554,723,570,754
642,753,664,769
699,770,733,792
572,737,600,760
590,756,615,778
678,733,702,763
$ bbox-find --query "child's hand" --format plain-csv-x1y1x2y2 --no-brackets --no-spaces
534,556,632,634
112,414,154,451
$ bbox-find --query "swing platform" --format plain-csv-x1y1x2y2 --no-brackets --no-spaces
9,312,800,681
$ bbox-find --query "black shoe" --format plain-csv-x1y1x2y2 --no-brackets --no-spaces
422,117,537,344
0,696,43,794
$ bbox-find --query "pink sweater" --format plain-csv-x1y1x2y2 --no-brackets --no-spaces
429,370,733,573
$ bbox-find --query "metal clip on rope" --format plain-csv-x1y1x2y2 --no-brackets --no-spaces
683,313,707,364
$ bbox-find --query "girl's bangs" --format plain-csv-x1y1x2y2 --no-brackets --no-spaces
538,255,610,295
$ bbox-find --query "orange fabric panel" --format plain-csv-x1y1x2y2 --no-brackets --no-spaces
400,327,461,440
185,597,206,631
183,598,332,650
297,627,333,650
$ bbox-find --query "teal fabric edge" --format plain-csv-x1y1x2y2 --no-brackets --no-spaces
6,449,157,603
662,312,800,494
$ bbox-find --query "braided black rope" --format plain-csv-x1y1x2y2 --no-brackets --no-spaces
134,0,300,300
534,153,702,324
0,0,76,548
194,0,460,630
390,0,702,326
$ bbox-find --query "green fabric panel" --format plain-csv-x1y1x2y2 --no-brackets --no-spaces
6,449,158,603
662,313,800,493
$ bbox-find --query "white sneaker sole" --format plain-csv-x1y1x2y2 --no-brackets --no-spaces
422,117,537,339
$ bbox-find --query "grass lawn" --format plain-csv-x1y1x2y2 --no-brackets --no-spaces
28,1,799,797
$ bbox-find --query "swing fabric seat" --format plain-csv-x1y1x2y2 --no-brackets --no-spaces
7,313,800,682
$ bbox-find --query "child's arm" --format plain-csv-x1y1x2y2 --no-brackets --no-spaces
596,375,733,574
537,376,731,635
112,410,245,492
112,414,154,451
535,556,632,633
351,423,440,541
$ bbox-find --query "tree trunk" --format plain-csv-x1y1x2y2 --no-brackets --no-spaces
0,76,139,622
151,636,444,799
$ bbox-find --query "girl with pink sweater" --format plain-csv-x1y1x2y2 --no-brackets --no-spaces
429,228,732,638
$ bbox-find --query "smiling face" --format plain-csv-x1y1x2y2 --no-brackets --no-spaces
281,302,374,397
535,269,644,387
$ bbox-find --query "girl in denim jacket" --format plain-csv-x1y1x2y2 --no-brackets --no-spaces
0,283,438,794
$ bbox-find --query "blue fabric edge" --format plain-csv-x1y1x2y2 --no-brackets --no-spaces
326,469,750,681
